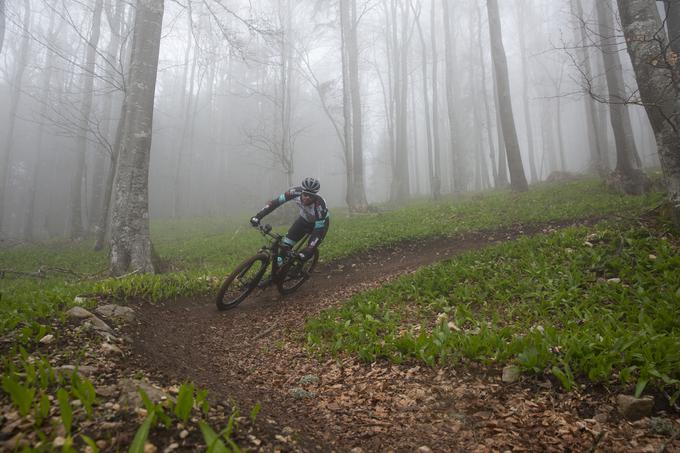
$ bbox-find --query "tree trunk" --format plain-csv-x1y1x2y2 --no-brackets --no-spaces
109,0,164,275
516,3,539,183
90,0,124,230
0,0,5,54
172,4,195,219
441,0,463,192
492,60,509,186
411,0,435,199
486,0,528,192
663,0,680,55
0,0,30,235
340,0,354,208
348,0,368,210
572,0,608,176
430,0,441,198
596,0,650,195
476,1,498,187
617,0,680,226
69,0,104,240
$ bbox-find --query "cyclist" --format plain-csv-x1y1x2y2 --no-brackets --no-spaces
250,177,330,266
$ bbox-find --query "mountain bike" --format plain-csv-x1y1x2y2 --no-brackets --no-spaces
215,223,319,310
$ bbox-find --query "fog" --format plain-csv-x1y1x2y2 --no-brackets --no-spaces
0,0,661,241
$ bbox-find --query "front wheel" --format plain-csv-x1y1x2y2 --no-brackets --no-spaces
276,249,319,295
216,253,269,310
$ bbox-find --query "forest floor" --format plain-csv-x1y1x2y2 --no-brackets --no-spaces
121,216,679,452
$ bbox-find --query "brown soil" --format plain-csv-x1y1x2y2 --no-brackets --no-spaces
128,218,680,452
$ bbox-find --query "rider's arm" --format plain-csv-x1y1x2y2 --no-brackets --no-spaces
254,189,298,220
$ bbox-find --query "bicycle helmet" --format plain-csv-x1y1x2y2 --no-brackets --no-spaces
301,177,321,194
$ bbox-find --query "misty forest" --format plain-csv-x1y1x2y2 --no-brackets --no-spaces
0,0,679,450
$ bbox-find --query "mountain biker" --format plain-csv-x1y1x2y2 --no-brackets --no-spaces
249,177,330,266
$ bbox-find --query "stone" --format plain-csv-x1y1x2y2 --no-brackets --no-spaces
179,430,189,439
57,365,97,377
289,388,316,399
418,447,433,453
299,375,320,385
617,394,654,421
66,307,95,319
39,334,54,344
144,442,157,453
119,379,168,410
84,316,112,333
101,343,123,355
502,365,521,383
95,305,136,324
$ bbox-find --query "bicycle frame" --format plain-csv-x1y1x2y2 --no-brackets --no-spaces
256,224,310,281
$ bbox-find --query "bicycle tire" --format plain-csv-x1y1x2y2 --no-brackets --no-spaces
216,253,269,310
276,249,319,295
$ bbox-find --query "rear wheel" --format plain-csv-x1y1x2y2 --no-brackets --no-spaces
276,249,319,295
216,254,269,310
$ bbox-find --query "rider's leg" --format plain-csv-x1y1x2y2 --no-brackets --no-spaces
278,217,312,266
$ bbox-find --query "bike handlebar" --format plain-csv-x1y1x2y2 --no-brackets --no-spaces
257,223,281,240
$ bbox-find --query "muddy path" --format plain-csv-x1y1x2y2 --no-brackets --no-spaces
128,218,678,452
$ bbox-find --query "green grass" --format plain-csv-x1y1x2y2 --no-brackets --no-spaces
305,221,680,399
0,178,663,334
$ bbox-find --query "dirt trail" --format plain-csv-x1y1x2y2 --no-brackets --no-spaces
129,219,677,452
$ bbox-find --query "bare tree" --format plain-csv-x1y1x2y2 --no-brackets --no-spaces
595,0,650,194
0,0,31,235
571,0,608,176
0,0,5,54
68,0,104,240
109,0,165,275
616,0,680,227
486,0,528,192
441,0,463,192
429,0,441,198
516,1,539,183
343,0,369,210
475,1,498,187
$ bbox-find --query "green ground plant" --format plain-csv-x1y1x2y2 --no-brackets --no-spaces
0,179,662,334
306,221,680,400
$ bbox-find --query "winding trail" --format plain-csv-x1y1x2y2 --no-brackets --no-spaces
128,218,674,451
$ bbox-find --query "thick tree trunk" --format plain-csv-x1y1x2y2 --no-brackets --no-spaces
109,0,164,275
596,0,650,195
0,0,30,235
486,0,528,192
430,0,441,198
70,0,104,240
617,0,680,227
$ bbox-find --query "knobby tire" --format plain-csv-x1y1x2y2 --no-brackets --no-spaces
276,249,319,295
215,253,269,310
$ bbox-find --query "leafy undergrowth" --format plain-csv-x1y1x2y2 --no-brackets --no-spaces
0,178,663,334
0,324,263,452
306,220,680,401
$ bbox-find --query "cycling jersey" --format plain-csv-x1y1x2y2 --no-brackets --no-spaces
254,187,330,252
